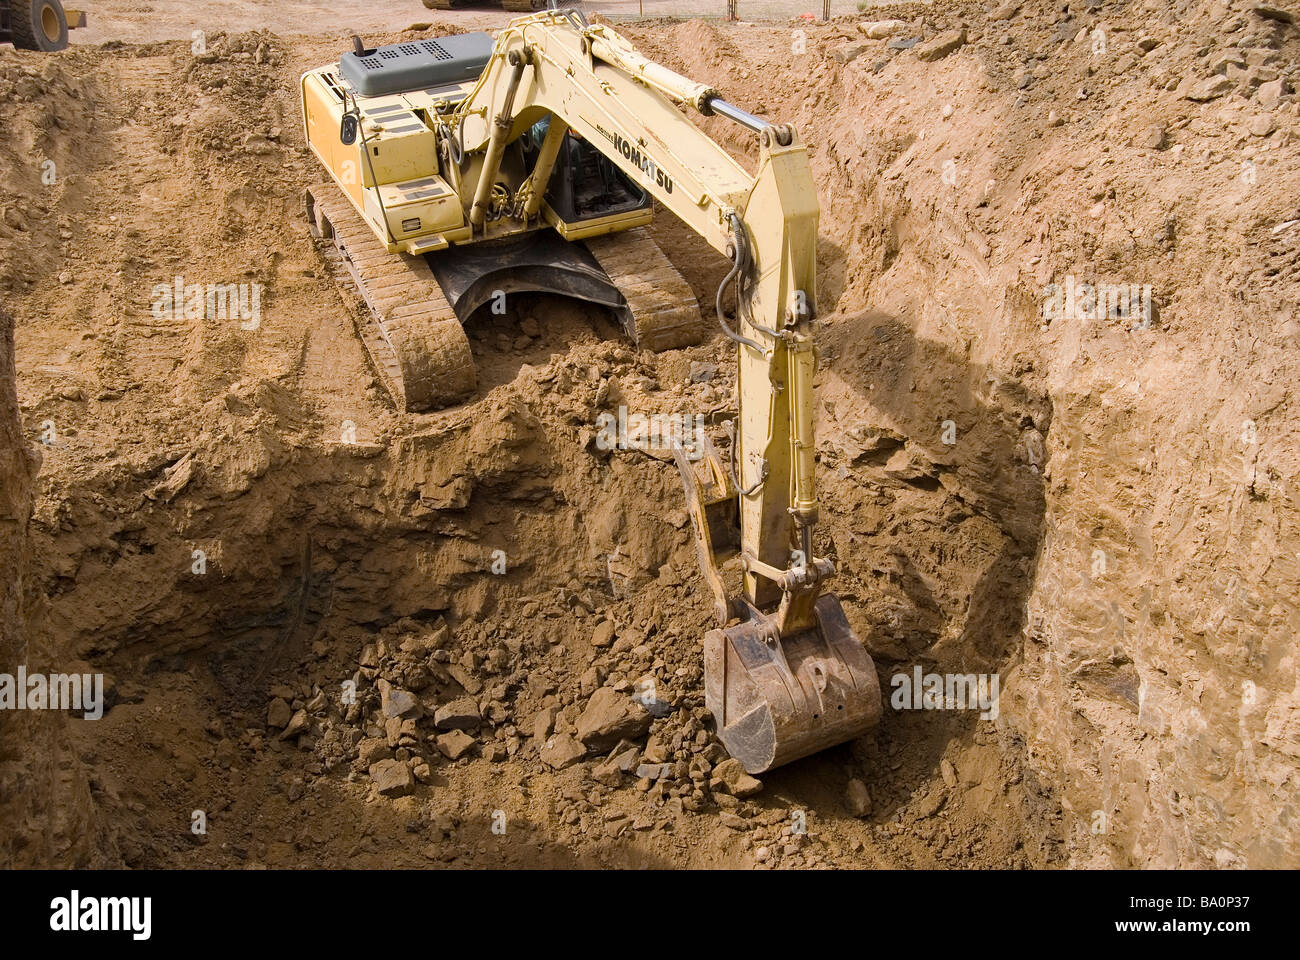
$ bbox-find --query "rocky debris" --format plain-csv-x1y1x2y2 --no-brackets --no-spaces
2,205,27,231
148,452,195,503
532,704,559,741
539,733,586,769
710,758,764,798
847,778,873,817
640,733,669,764
435,730,476,761
575,687,652,751
279,709,309,741
688,361,718,383
1186,76,1234,102
1140,124,1166,150
384,717,403,747
989,0,1020,19
941,758,958,788
591,619,615,648
857,20,904,40
357,737,393,767
266,697,291,729
434,697,480,731
1257,79,1287,109
832,44,868,65
445,663,482,695
369,759,414,797
1252,5,1296,25
1249,115,1277,137
600,740,641,774
592,742,642,786
378,679,419,718
915,29,966,63
913,786,948,819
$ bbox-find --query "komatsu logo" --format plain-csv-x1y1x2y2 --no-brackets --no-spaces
595,124,673,194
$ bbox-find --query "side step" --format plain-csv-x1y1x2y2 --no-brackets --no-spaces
585,227,705,352
305,185,476,413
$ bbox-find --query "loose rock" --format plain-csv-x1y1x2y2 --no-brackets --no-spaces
915,29,966,63
540,733,586,769
710,758,764,798
434,697,481,730
378,679,420,718
266,697,291,728
847,778,873,817
370,758,414,797
575,687,652,751
857,19,905,39
435,730,476,760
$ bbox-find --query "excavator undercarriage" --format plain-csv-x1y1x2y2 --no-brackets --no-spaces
300,12,882,774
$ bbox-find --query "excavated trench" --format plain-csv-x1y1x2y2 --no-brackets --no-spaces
20,327,1060,868
0,16,1065,870
8,2,1298,870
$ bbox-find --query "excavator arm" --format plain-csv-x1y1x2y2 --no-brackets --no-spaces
305,11,881,773
445,12,882,773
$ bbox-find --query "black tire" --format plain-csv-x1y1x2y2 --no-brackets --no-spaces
8,0,69,52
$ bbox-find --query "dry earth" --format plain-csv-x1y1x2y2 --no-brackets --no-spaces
1,0,1298,869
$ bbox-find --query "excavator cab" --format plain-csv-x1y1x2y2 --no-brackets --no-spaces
523,119,650,224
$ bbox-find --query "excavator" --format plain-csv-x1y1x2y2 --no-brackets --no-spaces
299,10,882,773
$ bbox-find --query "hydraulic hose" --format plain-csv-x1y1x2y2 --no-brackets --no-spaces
715,213,768,355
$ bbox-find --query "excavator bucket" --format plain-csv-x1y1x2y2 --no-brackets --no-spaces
704,594,882,774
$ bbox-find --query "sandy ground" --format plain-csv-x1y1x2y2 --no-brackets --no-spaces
2,0,1298,869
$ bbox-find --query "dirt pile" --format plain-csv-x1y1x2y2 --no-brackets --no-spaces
1,0,1296,868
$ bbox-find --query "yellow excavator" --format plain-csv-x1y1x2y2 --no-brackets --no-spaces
299,10,882,773
1,1,86,51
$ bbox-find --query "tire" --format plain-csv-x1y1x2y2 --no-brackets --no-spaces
8,0,69,52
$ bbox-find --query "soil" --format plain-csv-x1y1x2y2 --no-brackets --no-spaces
1,0,1297,869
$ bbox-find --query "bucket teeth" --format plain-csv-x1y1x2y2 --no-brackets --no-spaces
305,185,476,412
